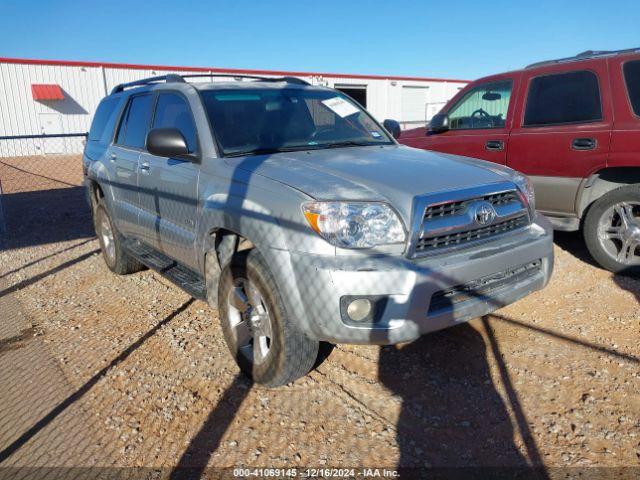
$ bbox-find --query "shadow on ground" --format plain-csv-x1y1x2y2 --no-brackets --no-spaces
378,322,535,472
554,231,640,302
553,231,597,267
1,187,94,250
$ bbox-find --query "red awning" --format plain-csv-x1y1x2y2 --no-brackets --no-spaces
31,84,64,101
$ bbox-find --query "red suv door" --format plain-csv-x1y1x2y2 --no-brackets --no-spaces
403,74,519,165
507,61,613,217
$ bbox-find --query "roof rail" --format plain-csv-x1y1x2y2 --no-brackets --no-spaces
525,47,640,69
110,72,309,94
180,73,310,85
110,74,185,94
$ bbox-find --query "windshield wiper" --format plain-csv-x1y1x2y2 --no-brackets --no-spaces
320,141,382,149
225,141,387,157
225,146,312,157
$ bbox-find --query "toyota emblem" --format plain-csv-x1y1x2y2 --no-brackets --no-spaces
474,202,497,226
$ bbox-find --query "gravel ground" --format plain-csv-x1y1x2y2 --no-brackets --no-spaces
0,163,638,476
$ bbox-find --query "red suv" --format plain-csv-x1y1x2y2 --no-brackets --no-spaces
401,48,640,274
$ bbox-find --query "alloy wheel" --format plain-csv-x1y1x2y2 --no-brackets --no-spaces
100,212,116,263
597,202,640,265
226,277,274,364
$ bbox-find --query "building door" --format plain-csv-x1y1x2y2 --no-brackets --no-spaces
38,113,64,154
401,86,430,129
335,85,367,108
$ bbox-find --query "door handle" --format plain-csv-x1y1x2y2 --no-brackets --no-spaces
139,161,151,174
110,153,117,163
571,138,597,150
485,140,504,151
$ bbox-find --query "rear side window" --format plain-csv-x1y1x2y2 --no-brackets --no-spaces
623,60,640,116
115,94,154,149
152,93,197,153
88,97,119,142
524,71,602,126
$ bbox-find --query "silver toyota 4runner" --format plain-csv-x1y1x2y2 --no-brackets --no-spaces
84,73,554,386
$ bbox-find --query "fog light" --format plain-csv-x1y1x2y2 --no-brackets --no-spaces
346,298,372,322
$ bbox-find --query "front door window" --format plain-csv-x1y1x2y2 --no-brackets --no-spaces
448,80,513,130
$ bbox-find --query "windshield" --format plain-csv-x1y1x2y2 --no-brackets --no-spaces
201,88,393,156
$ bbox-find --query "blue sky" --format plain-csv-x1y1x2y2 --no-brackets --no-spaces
2,0,638,80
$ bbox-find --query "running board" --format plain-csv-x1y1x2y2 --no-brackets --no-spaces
124,240,206,300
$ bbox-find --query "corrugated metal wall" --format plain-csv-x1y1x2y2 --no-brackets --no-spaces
0,60,467,156
0,62,105,156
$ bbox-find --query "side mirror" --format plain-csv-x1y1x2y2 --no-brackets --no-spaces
146,128,192,159
383,119,401,139
427,113,450,135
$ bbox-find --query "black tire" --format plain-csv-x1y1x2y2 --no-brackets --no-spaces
218,249,319,387
583,185,640,275
94,200,145,275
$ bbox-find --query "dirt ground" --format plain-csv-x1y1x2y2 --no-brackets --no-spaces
0,155,639,478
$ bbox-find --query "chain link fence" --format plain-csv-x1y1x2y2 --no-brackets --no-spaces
0,134,93,249
1,132,638,476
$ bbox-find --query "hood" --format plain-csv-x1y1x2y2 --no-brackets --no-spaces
226,145,513,223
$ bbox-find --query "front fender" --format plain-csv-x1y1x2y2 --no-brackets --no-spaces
195,179,333,275
196,192,288,255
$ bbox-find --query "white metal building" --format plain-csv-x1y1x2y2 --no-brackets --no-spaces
0,57,467,156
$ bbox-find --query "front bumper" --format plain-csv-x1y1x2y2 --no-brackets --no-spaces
269,213,554,345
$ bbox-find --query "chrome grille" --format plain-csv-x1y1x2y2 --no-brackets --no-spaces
416,215,529,252
409,182,530,258
482,190,520,207
423,190,520,221
424,201,466,219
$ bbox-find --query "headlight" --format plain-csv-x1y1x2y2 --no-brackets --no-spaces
302,201,406,248
513,173,535,212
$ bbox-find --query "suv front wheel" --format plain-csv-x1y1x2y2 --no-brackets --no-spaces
218,249,319,387
584,185,640,275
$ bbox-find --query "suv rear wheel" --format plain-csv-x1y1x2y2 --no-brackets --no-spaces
584,185,640,275
218,249,319,387
94,200,145,275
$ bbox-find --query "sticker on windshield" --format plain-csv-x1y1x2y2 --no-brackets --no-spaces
321,97,360,118
370,131,382,138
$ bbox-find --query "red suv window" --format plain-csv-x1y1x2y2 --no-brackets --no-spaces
524,70,602,126
447,80,513,130
623,60,640,116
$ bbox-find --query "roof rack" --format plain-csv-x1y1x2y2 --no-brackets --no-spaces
110,74,185,94
526,47,640,69
110,72,309,94
180,73,310,86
